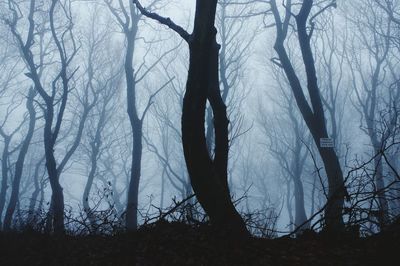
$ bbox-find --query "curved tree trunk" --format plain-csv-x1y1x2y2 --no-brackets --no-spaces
123,16,142,230
134,0,248,236
181,1,248,234
270,0,345,232
44,104,65,234
82,147,99,228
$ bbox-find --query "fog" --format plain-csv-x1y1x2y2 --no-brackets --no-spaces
0,0,399,238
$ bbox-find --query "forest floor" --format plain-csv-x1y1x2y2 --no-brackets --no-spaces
0,220,399,266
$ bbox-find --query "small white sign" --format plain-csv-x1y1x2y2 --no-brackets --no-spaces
320,138,334,148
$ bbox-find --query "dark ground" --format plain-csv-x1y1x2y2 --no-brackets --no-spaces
0,221,398,266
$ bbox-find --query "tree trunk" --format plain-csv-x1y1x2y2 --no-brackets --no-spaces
123,17,142,230
316,143,345,230
293,177,309,230
3,89,36,231
181,1,248,235
274,41,345,230
82,105,106,229
374,151,389,227
388,154,400,216
270,0,345,231
160,165,166,209
126,121,142,230
44,104,65,234
285,180,294,231
0,137,10,229
82,148,98,228
290,109,310,231
134,0,248,236
28,156,45,223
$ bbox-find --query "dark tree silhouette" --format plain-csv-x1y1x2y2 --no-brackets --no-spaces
134,0,248,235
269,0,346,232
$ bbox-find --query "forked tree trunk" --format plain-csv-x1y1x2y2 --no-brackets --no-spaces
181,1,247,234
135,0,248,235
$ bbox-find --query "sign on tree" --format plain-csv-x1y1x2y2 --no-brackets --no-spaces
320,138,334,148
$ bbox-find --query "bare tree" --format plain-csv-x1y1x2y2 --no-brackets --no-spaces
144,53,197,211
0,28,25,227
134,0,248,234
3,88,37,231
258,69,311,232
0,100,26,228
105,0,178,230
314,12,349,159
80,35,122,228
5,0,79,233
27,154,46,223
205,0,256,156
345,0,400,228
269,0,346,231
